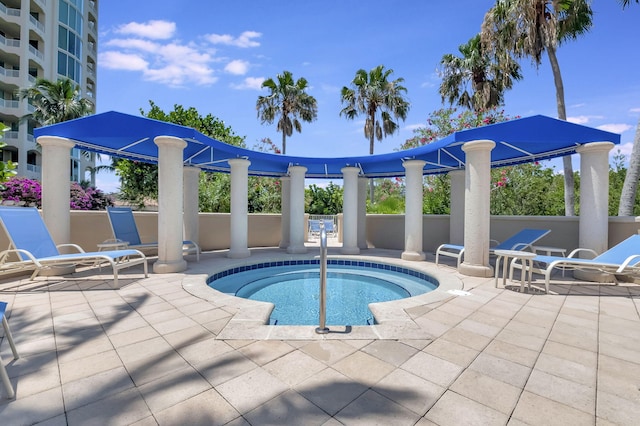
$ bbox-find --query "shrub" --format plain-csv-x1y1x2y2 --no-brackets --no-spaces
0,177,114,210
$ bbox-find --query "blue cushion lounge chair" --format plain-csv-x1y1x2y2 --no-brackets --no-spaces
106,207,200,261
0,301,18,399
0,206,148,289
308,219,322,237
510,234,640,293
435,228,551,268
323,219,336,237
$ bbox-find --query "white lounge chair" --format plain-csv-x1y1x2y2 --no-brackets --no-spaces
510,234,640,293
435,228,551,267
106,207,200,261
0,206,148,289
0,301,18,399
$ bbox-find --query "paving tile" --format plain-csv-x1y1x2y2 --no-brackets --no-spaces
597,354,640,402
116,336,174,364
373,368,446,415
440,327,492,351
4,365,60,400
332,351,395,386
137,365,211,412
244,389,331,425
215,367,289,414
534,352,596,387
335,389,421,426
62,366,135,411
299,340,357,364
108,325,161,348
58,349,123,384
151,316,199,335
162,324,213,349
0,387,64,426
450,369,521,414
237,340,294,366
295,368,368,415
66,388,152,426
56,335,114,364
482,339,539,367
195,351,258,387
176,337,234,365
401,351,463,388
495,327,546,352
154,389,240,426
424,390,508,426
263,349,326,387
541,340,597,368
422,338,479,367
360,340,418,366
124,352,191,387
469,352,531,388
526,369,595,414
596,389,640,426
467,310,511,328
511,391,594,425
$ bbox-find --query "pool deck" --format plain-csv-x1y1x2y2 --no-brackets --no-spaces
1,243,639,425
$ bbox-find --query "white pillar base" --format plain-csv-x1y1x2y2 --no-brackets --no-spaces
401,251,425,261
459,262,494,278
228,248,251,259
287,245,307,254
153,259,188,274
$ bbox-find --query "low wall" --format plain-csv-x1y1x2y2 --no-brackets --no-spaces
0,211,638,257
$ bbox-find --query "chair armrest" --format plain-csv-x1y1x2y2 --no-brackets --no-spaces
490,239,500,247
566,248,598,259
56,243,86,253
511,243,534,252
617,254,640,273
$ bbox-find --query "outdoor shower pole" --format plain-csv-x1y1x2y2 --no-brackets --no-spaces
316,224,330,334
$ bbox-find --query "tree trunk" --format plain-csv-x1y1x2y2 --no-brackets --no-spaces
282,131,287,155
547,45,575,216
369,117,375,202
618,117,640,215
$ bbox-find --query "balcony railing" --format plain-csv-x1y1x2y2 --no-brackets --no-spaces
0,34,21,49
0,99,19,109
0,65,19,78
0,2,20,18
34,0,46,8
29,15,45,33
3,131,18,140
28,45,43,60
28,74,36,83
27,163,41,173
27,134,35,143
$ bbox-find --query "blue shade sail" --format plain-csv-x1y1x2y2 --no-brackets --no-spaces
34,111,620,178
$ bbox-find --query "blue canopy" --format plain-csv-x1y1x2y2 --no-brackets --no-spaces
34,111,620,178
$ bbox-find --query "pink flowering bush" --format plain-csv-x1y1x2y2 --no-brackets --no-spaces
0,177,114,210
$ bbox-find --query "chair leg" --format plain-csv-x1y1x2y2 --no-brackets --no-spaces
2,316,19,359
0,354,15,399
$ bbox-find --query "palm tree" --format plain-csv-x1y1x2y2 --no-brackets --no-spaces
256,71,318,155
340,65,410,200
619,0,638,7
439,34,522,112
19,78,93,125
481,0,593,216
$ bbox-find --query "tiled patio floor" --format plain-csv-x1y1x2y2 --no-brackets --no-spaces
1,246,639,425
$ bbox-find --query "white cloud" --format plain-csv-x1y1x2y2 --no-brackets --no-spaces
630,107,640,113
404,124,423,132
615,141,634,158
116,20,176,39
597,123,633,134
231,77,265,90
225,59,250,75
105,38,160,53
206,31,262,48
99,51,148,71
567,115,604,125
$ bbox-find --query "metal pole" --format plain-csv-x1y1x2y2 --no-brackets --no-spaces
316,224,329,334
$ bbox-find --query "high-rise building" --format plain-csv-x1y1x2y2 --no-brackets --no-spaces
0,0,98,184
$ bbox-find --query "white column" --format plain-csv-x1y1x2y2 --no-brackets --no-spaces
357,176,368,250
228,158,251,258
287,166,307,254
37,136,74,245
183,166,200,246
459,140,495,278
341,166,360,255
449,169,465,246
279,176,291,249
153,136,188,274
577,142,615,255
402,160,426,261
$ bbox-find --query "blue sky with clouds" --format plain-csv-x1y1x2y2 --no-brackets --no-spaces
95,0,640,192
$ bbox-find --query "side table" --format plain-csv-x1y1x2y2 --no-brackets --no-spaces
494,249,537,292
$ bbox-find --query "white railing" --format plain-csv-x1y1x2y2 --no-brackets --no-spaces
28,45,43,60
0,66,19,78
27,164,41,173
0,2,20,18
29,15,45,33
3,131,18,140
27,134,34,143
0,34,20,48
28,74,36,83
0,99,19,109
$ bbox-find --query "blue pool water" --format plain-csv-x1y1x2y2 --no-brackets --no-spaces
207,260,438,326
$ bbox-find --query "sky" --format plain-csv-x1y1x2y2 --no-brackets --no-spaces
94,0,640,192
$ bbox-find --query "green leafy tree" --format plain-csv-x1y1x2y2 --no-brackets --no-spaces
481,0,593,216
256,71,318,155
439,34,522,112
368,178,406,214
305,183,344,215
340,65,410,200
18,78,93,125
0,125,17,191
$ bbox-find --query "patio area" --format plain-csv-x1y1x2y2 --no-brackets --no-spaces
1,246,639,425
